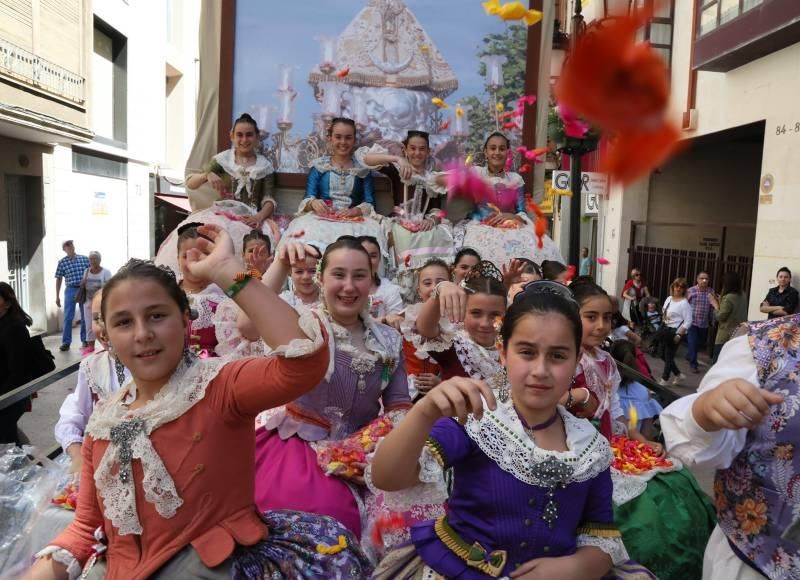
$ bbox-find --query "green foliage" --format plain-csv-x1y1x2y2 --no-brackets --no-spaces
463,24,529,156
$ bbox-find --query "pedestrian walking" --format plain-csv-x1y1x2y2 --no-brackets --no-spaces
621,267,650,328
54,240,90,351
709,271,748,363
658,278,692,386
686,272,715,373
80,251,111,354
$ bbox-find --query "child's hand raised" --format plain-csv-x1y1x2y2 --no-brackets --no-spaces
275,241,320,268
693,379,784,432
434,281,467,323
419,377,497,424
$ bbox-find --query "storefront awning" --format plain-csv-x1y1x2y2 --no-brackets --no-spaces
155,194,191,213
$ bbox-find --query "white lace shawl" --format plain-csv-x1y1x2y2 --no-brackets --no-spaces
316,306,402,389
399,303,459,361
212,149,273,200
84,309,324,535
453,331,501,381
465,401,613,487
186,285,223,331
85,350,119,400
611,456,683,506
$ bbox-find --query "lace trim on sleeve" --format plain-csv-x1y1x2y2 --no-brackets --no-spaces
364,442,448,510
400,304,458,355
269,307,326,358
297,196,315,215
357,201,377,219
576,534,630,566
36,546,82,580
353,144,388,169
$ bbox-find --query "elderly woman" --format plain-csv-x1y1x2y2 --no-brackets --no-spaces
81,251,111,353
759,266,798,319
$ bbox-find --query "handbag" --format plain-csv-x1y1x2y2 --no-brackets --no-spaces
75,270,88,304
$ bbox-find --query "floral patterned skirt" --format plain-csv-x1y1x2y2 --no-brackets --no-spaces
232,510,372,579
455,221,564,270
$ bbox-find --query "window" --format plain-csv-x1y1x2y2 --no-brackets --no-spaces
698,0,767,36
643,1,675,68
92,18,127,147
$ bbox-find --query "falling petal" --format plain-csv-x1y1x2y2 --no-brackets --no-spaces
602,123,684,185
496,102,505,112
431,97,449,109
440,119,451,131
337,67,350,78
597,257,610,265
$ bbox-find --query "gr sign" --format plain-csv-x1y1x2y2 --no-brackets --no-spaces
551,171,607,216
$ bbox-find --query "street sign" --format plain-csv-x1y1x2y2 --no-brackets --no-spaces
551,171,606,216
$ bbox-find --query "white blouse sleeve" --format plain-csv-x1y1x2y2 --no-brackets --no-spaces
661,336,756,478
678,300,693,334
54,362,94,450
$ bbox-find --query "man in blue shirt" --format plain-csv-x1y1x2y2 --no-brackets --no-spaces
55,240,90,351
579,246,593,277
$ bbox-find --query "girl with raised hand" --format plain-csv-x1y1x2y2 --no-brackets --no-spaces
370,280,630,579
360,130,454,273
413,261,507,385
24,224,371,579
250,236,412,541
398,259,452,400
159,113,280,275
455,132,563,269
568,280,716,579
176,223,224,358
279,117,387,258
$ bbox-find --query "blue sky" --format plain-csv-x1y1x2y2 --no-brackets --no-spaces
232,0,511,135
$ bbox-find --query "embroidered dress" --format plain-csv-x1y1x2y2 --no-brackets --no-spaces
36,311,371,579
156,151,280,278
254,308,412,540
454,167,563,270
400,304,444,400
279,153,386,258
184,284,224,358
371,403,631,579
573,347,715,579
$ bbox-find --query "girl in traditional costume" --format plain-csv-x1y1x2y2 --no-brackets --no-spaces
24,224,370,579
158,114,280,275
279,117,387,257
567,280,716,579
176,224,224,358
412,262,507,384
455,133,563,269
370,280,630,579
56,290,128,475
360,131,454,274
359,236,404,322
452,248,482,286
249,237,412,541
660,318,794,580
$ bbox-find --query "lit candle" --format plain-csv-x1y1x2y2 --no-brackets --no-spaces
481,55,507,89
251,105,271,132
279,65,294,91
453,103,470,137
353,90,368,126
316,36,336,67
320,81,341,117
277,91,295,124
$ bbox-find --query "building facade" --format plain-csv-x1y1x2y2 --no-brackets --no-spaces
575,0,799,319
0,0,199,332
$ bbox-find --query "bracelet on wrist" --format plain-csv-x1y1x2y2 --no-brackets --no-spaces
566,388,574,409
578,387,591,409
225,271,257,298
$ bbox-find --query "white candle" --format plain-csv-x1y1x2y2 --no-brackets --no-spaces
279,65,293,91
320,81,341,116
278,91,295,124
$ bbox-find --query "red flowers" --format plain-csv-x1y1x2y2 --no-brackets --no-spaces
556,1,682,184
611,435,673,474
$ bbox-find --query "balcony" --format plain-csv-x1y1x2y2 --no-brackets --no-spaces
694,0,800,72
0,38,86,105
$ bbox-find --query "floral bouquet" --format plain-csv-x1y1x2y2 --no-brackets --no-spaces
611,435,672,475
316,416,394,479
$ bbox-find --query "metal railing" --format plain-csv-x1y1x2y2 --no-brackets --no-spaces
0,361,81,459
0,38,86,104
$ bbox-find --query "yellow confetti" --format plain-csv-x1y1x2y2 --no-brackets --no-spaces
464,154,474,166
482,0,543,26
431,97,449,109
496,102,505,112
628,403,638,433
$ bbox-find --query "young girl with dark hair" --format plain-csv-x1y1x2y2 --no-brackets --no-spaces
176,224,224,358
455,132,563,269
0,281,34,444
245,236,412,542
361,130,455,272
160,114,281,276
370,280,632,579
568,281,716,579
451,247,481,286
280,117,387,258
413,261,507,385
23,224,370,579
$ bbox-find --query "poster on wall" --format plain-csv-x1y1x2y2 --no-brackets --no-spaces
231,0,533,173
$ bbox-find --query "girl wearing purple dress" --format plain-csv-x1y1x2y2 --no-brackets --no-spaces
250,237,413,540
370,281,630,579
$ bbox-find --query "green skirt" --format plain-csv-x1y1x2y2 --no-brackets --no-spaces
614,468,716,580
